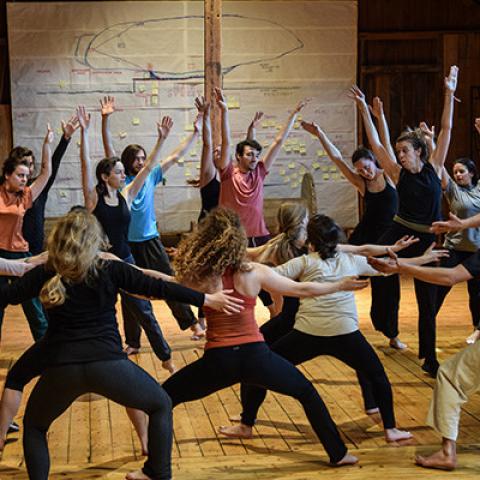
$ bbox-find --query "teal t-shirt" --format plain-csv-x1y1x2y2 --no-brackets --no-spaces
125,165,163,242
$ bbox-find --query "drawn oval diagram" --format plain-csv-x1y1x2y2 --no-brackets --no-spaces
75,14,304,80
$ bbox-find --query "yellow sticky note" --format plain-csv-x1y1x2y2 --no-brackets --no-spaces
317,150,326,157
190,150,197,157
196,163,201,170
138,84,146,93
58,80,66,89
151,87,159,95
119,132,127,139
323,173,330,180
284,176,290,183
132,117,140,126
312,162,320,170
322,166,329,172
76,140,81,147
293,122,300,129
330,166,337,172
288,162,295,169
185,123,194,132
297,115,303,121
332,173,340,180
151,81,158,88
291,182,299,189
261,122,269,128
291,173,298,179
279,169,286,176
285,146,292,153
300,148,307,155
184,168,191,177
299,167,306,175
151,95,158,106
56,128,62,135
291,139,299,145
293,145,301,153
177,158,184,164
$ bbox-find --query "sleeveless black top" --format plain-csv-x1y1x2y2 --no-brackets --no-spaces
396,162,442,225
93,192,131,260
349,180,398,245
199,177,220,221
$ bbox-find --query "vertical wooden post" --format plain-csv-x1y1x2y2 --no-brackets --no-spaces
204,0,222,146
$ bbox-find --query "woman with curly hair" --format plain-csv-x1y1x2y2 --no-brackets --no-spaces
128,207,368,473
0,209,242,479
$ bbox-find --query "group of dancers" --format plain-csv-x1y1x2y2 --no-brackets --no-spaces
0,63,479,478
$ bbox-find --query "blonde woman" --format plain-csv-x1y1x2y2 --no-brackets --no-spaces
0,209,242,479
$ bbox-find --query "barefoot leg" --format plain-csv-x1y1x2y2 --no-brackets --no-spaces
415,438,457,470
0,388,22,451
126,408,149,455
126,469,152,480
218,423,253,439
331,452,359,467
385,427,413,443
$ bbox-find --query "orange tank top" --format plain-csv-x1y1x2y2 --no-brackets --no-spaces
203,270,264,350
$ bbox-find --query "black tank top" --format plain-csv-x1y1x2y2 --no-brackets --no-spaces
93,192,131,260
349,180,398,245
397,162,442,225
199,177,220,221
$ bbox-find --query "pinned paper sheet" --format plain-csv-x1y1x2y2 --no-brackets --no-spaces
138,84,146,93
184,167,191,177
332,173,340,180
330,166,337,172
288,162,295,169
58,80,66,89
177,158,184,164
323,173,330,180
284,146,292,153
185,123,194,132
317,150,325,157
299,167,306,175
293,122,300,129
195,163,201,170
279,168,286,175
190,150,197,157
312,162,320,170
56,128,62,135
151,81,158,88
119,131,127,139
300,148,307,155
151,95,158,106
291,172,298,179
151,87,158,95
321,165,329,172
291,181,299,189
132,117,140,126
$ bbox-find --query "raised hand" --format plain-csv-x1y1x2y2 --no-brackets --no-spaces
419,121,435,141
430,212,464,234
250,111,264,128
445,65,459,94
338,276,369,291
44,123,54,144
157,116,173,141
300,120,321,137
421,242,450,264
61,115,80,139
77,106,91,131
293,100,307,114
367,256,400,275
348,85,367,106
475,118,480,135
392,235,419,252
194,96,209,113
368,97,384,119
214,87,227,111
100,96,116,116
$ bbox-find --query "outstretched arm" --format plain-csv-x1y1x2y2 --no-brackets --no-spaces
195,96,216,187
30,125,54,202
161,112,202,173
369,96,396,163
429,66,459,175
77,106,98,212
350,86,401,183
214,88,231,170
338,235,419,257
246,111,264,141
262,100,305,171
431,211,480,234
301,120,365,195
123,116,173,206
100,96,117,158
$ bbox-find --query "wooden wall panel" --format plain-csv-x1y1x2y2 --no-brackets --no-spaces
0,104,11,164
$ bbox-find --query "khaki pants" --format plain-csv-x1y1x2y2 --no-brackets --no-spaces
427,341,480,440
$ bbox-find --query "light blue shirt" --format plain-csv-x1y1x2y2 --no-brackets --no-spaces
125,165,163,242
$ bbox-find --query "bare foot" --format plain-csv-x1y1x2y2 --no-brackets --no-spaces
229,414,242,422
331,453,358,467
126,469,152,480
218,423,253,439
389,337,407,350
415,450,456,471
385,428,413,443
162,359,177,375
124,346,140,356
190,322,206,341
466,329,480,345
365,407,380,415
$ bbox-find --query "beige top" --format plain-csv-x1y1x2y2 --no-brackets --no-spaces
274,251,380,337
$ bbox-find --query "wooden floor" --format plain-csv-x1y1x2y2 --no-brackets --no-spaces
1,277,479,479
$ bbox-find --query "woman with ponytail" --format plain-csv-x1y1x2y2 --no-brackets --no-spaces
350,66,459,376
0,209,242,480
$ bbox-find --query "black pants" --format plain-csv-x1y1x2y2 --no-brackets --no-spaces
374,223,437,361
247,235,273,307
434,249,480,328
121,254,171,360
23,359,172,480
162,341,347,463
239,330,395,430
129,237,196,338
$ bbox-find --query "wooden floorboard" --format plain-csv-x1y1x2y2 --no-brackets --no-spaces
1,276,480,478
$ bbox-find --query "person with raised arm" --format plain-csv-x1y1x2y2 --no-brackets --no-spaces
301,112,398,348
78,104,182,373
368,245,480,471
100,95,205,342
350,65,459,376
0,125,54,341
15,114,80,255
216,87,305,247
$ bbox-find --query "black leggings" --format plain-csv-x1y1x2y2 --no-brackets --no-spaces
23,359,172,480
374,223,437,361
239,330,396,430
162,341,347,463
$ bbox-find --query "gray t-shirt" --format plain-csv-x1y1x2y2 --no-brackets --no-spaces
274,251,380,337
444,178,480,252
